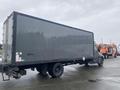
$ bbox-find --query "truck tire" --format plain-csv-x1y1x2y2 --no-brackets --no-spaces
84,60,89,67
48,63,64,78
85,62,89,67
98,58,104,67
36,64,48,76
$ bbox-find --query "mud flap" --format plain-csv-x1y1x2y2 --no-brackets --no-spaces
0,65,10,81
1,72,10,81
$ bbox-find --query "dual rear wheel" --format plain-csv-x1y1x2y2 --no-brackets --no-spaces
36,63,64,78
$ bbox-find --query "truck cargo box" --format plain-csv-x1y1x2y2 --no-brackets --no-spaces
2,12,94,66
0,12,105,81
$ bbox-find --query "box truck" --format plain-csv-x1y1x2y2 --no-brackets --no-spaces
0,12,104,81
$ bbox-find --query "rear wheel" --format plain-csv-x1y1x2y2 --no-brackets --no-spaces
36,64,48,76
84,60,89,67
48,63,64,78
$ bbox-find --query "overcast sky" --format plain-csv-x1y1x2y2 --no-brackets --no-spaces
0,0,120,44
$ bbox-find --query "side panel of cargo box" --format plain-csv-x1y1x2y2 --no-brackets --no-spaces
14,12,94,65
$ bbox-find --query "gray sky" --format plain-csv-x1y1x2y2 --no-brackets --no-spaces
0,0,120,44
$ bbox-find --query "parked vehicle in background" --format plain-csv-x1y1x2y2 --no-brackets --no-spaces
117,44,120,56
97,43,117,59
0,11,104,81
100,45,108,59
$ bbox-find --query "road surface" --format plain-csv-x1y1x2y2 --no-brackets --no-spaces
0,57,120,90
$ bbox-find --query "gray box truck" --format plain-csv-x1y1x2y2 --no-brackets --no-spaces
0,11,104,81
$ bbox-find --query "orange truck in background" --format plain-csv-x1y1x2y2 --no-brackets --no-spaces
97,43,117,59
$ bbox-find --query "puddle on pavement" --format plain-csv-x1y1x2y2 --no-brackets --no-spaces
88,79,101,83
88,76,120,83
101,76,120,83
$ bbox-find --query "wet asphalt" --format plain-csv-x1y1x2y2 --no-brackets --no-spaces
0,57,120,90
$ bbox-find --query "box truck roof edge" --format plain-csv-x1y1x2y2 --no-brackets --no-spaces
12,11,94,33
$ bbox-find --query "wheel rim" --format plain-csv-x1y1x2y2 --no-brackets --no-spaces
55,66,61,74
53,63,63,77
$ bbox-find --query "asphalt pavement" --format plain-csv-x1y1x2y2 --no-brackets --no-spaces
0,57,120,90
